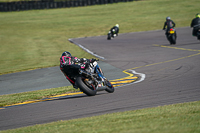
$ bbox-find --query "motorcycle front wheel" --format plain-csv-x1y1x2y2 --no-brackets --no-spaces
105,79,114,93
76,76,97,96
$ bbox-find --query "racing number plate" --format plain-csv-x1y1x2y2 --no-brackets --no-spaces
169,30,175,34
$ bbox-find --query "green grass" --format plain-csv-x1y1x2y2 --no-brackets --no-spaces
0,0,199,75
1,101,200,133
0,85,80,107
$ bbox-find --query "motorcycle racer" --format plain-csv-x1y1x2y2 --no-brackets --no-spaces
163,16,176,38
60,51,97,89
110,24,119,37
190,13,200,37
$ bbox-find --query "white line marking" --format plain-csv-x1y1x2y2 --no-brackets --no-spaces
68,39,105,60
115,70,146,88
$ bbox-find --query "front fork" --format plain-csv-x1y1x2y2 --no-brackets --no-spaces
79,67,108,91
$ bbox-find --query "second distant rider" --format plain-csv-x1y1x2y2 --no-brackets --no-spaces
110,24,119,37
190,13,200,37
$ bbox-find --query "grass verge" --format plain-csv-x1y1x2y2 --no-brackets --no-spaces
0,85,79,107
1,101,200,133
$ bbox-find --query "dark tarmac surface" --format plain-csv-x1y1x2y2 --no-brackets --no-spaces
0,27,200,130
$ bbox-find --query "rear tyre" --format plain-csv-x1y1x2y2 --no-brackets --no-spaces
107,34,111,40
76,76,97,96
197,35,200,40
105,79,114,93
172,34,176,44
167,35,172,45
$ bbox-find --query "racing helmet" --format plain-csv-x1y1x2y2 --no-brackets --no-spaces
115,24,119,28
61,51,72,57
166,16,171,21
196,13,200,18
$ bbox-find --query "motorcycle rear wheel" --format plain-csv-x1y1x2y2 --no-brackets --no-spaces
171,34,176,44
168,34,176,45
76,76,97,96
107,34,111,40
197,35,200,40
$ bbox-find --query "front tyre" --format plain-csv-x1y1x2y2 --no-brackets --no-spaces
105,79,114,93
76,76,97,96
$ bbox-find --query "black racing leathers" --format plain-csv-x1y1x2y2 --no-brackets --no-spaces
110,26,119,36
163,20,176,38
190,17,200,36
163,20,176,30
60,56,90,86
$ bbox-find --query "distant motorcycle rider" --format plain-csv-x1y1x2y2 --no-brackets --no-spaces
110,24,119,37
60,51,97,89
190,13,200,37
163,17,176,38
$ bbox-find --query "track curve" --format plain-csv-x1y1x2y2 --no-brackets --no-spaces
0,27,200,130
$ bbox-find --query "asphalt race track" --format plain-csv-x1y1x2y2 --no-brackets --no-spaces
0,27,200,130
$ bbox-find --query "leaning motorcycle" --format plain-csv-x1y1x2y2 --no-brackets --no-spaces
64,59,114,96
193,25,200,40
107,29,117,40
166,28,176,45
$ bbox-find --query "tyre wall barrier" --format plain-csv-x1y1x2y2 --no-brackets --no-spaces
0,0,136,12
